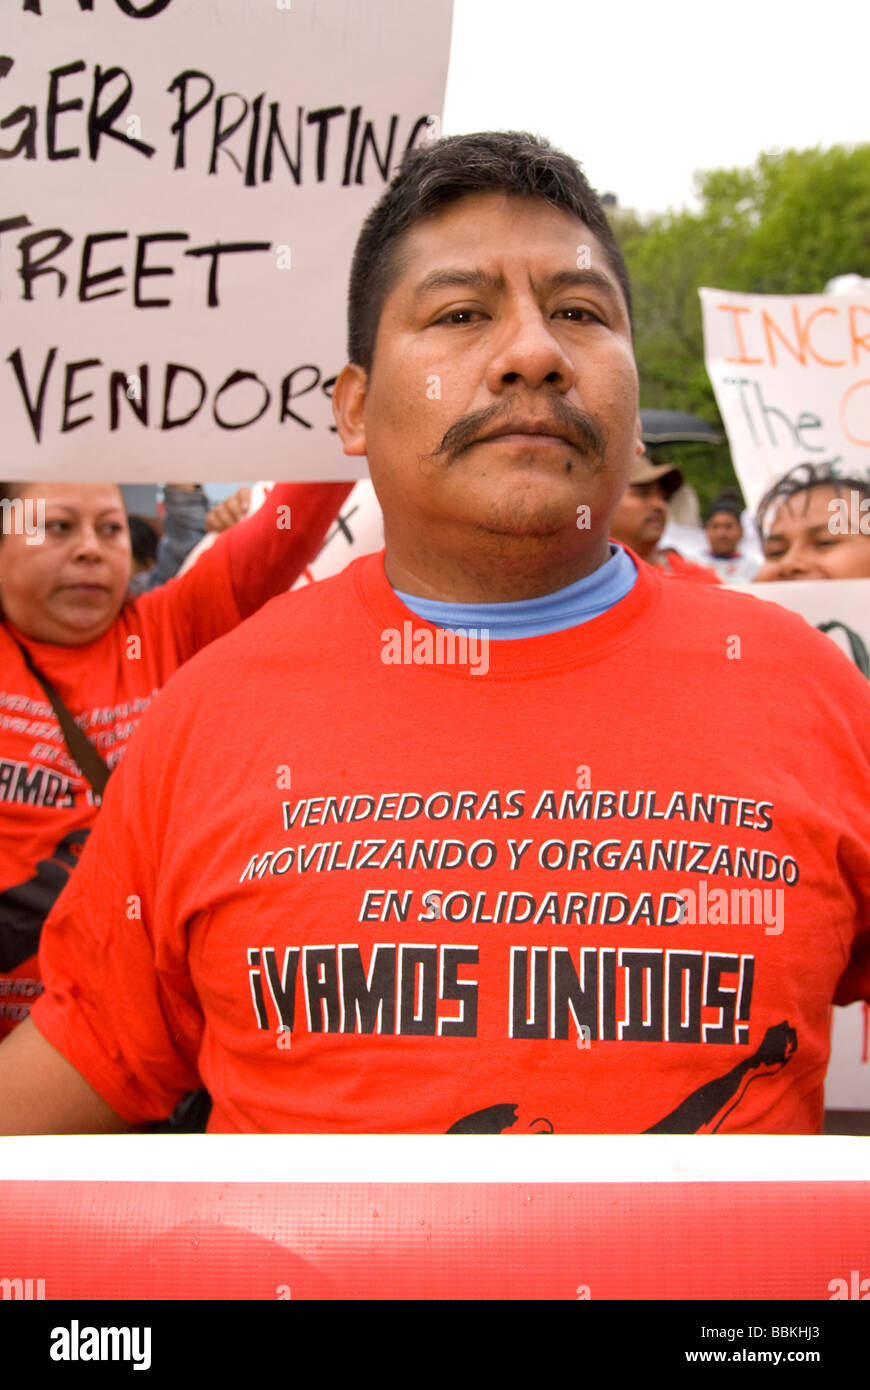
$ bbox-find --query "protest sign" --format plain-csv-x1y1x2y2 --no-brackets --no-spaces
701,288,870,513
289,479,383,586
175,477,384,581
734,578,870,1111
1,0,454,479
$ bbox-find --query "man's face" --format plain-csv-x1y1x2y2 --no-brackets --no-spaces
334,192,640,593
0,483,131,644
705,512,742,557
755,486,870,581
609,480,669,557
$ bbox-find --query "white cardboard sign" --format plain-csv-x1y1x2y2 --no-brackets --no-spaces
701,287,870,513
2,0,454,479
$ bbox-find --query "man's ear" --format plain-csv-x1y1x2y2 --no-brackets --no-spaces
332,363,368,457
635,415,645,456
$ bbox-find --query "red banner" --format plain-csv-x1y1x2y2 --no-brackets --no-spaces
2,1176,868,1300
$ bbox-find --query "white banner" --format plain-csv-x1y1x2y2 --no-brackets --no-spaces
734,578,870,1110
2,0,454,480
701,287,870,513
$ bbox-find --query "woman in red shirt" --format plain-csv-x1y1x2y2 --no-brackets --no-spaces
0,477,350,1036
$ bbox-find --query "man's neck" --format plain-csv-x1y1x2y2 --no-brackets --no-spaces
383,535,614,603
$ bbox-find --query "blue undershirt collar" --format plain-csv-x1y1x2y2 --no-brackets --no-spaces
394,543,637,639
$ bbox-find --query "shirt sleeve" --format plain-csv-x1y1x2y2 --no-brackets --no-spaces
133,481,353,662
833,927,870,1005
29,699,202,1124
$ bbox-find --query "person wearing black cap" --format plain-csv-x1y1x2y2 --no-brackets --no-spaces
702,490,759,584
610,455,719,582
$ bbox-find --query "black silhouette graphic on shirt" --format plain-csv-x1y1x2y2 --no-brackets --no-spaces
446,1021,798,1134
0,829,90,971
645,1020,797,1132
447,1106,555,1134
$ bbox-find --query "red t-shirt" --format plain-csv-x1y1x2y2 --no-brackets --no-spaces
32,553,870,1133
0,483,350,1035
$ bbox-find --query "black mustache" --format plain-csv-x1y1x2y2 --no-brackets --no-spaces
429,400,608,465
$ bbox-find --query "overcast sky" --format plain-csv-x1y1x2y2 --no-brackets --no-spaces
443,0,866,216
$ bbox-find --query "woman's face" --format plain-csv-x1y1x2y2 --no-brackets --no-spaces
754,485,870,582
0,483,131,645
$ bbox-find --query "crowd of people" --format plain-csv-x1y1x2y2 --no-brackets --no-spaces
608,458,870,587
0,131,868,1136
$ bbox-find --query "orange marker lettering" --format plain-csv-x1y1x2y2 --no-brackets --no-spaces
762,305,806,367
803,306,846,367
840,378,870,447
719,304,764,364
849,304,870,366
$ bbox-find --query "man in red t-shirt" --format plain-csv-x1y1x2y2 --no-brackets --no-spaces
0,132,868,1135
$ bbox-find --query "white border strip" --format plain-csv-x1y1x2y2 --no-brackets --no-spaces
0,1134,867,1183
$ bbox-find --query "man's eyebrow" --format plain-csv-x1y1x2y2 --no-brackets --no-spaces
543,268,620,302
412,268,504,298
412,265,622,305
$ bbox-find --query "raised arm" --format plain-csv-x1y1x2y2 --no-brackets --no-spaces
223,481,353,619
133,480,354,659
0,1017,133,1135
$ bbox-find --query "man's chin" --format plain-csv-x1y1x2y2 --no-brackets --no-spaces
457,471,598,539
475,516,571,542
474,498,585,541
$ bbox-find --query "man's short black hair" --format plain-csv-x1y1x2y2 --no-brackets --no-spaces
756,461,870,535
347,130,633,370
704,488,744,525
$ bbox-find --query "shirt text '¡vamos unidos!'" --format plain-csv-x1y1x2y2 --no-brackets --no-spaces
246,943,756,1044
